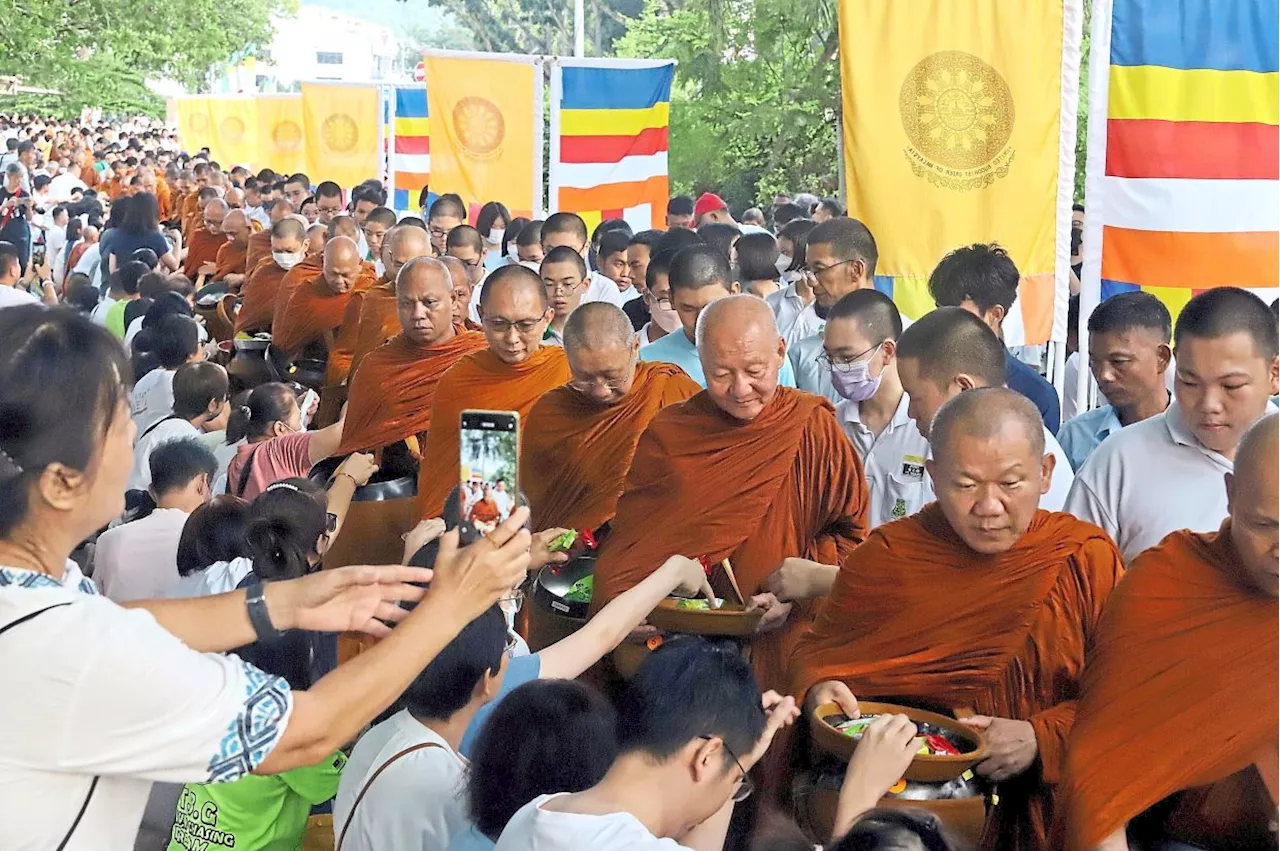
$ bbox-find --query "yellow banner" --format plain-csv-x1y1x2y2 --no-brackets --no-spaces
256,96,307,176
207,97,259,167
175,97,214,153
424,54,539,215
840,0,1067,277
301,83,381,189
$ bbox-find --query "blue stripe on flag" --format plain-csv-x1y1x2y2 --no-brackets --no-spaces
1110,0,1279,72
393,189,411,212
560,64,674,111
395,86,428,118
873,275,895,298
1101,279,1141,300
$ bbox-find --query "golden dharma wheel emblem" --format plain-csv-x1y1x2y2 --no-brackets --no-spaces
190,113,210,133
899,50,1014,172
321,114,360,154
220,117,245,142
452,96,505,158
272,120,303,152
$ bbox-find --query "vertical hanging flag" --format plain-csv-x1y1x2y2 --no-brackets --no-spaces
175,97,214,153
206,96,259,167
1080,0,1279,328
391,85,431,217
422,51,542,218
301,83,381,191
255,95,306,176
549,59,675,234
840,0,1082,346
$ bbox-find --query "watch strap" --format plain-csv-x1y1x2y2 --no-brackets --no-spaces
245,582,281,641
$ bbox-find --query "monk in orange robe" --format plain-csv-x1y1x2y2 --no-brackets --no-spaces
274,236,376,362
790,388,1124,851
236,217,308,335
415,265,573,518
523,302,699,532
593,294,869,693
339,257,487,455
180,163,211,237
154,173,173,221
211,209,251,289
246,198,295,272
101,161,130,201
347,225,435,378
1056,414,1278,851
79,156,100,189
467,487,502,526
440,255,482,331
183,196,227,281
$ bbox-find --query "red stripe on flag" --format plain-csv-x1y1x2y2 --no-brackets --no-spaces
1107,119,1278,180
395,136,430,155
602,208,625,221
559,127,669,164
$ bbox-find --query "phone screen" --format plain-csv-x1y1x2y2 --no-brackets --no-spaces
459,410,519,533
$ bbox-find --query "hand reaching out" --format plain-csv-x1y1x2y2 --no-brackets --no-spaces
959,715,1037,781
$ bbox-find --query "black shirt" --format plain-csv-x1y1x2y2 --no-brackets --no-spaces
623,296,649,331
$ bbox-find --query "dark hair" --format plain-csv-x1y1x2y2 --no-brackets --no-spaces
1174,286,1279,360
132,313,199,378
654,226,704,257
778,218,818,274
51,204,67,220
138,271,169,301
828,809,955,851
243,382,296,440
669,244,732,294
467,680,618,840
629,229,663,250
1072,202,1086,213
697,222,741,262
828,289,904,341
646,249,676,292
172,361,228,420
817,198,846,219
542,212,588,247
0,241,20,275
0,306,130,537
33,173,51,191
1087,291,1172,341
597,229,631,262
772,202,807,229
429,193,467,221
65,275,99,313
132,246,160,270
149,437,217,496
897,307,1007,387
592,218,633,245
736,231,781,282
446,224,484,253
117,259,150,296
314,180,342,201
401,605,507,719
515,219,543,249
366,206,396,227
246,477,328,581
502,217,530,257
809,218,879,278
121,191,161,234
618,637,765,769
285,172,310,190
542,245,587,279
177,495,250,576
667,195,694,216
476,201,511,237
927,243,1019,316
397,215,427,231
224,389,252,443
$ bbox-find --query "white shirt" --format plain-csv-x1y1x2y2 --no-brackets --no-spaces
48,171,86,202
1064,400,1275,561
0,563,292,851
0,284,40,309
94,507,190,603
835,392,931,528
127,417,200,492
74,241,100,277
169,557,255,599
766,281,807,344
245,205,271,230
495,794,689,851
790,315,915,404
334,709,469,851
130,368,177,436
583,271,627,308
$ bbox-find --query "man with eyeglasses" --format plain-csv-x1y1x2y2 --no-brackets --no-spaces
494,638,800,851
428,193,467,256
537,246,590,346
313,180,345,225
414,265,572,519
523,302,699,532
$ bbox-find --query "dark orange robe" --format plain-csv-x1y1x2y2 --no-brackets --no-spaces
245,230,273,274
155,176,172,220
320,264,380,385
593,387,869,692
64,242,90,284
270,254,324,325
235,257,290,335
1056,521,1278,851
80,164,100,188
338,330,487,455
415,346,573,519
101,176,127,201
212,238,247,282
183,225,225,279
522,361,700,532
790,506,1125,851
273,266,377,358
180,193,202,237
169,190,187,223
468,497,501,525
348,284,401,379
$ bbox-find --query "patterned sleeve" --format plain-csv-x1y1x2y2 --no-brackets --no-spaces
206,658,293,783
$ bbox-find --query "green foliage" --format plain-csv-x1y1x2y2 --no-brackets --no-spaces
1075,0,1093,203
422,0,644,57
615,0,840,213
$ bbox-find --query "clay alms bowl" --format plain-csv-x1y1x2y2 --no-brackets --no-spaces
644,598,764,637
812,700,989,783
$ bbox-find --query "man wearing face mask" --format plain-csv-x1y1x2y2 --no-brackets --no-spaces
637,250,680,345
245,198,296,273
236,215,308,335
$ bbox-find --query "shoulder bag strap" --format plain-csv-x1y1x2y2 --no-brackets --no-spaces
138,414,184,442
336,741,443,851
234,443,265,498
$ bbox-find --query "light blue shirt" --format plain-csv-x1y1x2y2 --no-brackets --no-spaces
448,826,496,851
1057,404,1124,472
639,329,797,389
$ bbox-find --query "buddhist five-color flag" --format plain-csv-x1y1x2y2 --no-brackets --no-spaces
549,59,675,234
301,83,381,191
840,0,1082,346
391,85,431,217
1081,0,1279,327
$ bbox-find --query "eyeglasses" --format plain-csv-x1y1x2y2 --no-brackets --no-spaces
805,258,856,277
460,256,483,268
648,296,673,310
568,351,636,394
698,736,753,802
817,341,883,373
544,278,585,294
483,317,544,335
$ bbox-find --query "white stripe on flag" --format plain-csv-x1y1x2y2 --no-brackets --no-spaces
622,203,653,231
1101,176,1280,234
554,152,668,190
394,153,432,173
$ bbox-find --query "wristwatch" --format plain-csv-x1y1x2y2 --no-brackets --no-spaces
245,582,282,641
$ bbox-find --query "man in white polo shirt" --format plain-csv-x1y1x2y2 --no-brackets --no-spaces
1065,287,1279,561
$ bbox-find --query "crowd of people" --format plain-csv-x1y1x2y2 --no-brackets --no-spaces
0,111,1276,851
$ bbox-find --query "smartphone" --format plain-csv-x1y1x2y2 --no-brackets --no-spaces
459,410,519,534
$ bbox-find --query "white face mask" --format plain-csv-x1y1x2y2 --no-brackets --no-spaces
273,250,304,271
519,259,541,272
775,254,792,274
650,304,681,333
488,227,505,245
507,246,520,263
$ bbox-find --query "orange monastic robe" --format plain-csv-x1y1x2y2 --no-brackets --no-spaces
183,226,225,279
246,230,273,274
321,264,380,385
180,193,202,237
790,506,1125,851
348,284,401,379
1056,521,1279,851
273,266,377,359
594,388,869,692
468,497,501,525
416,346,573,518
101,176,127,202
212,238,248,282
80,163,100,188
236,257,291,335
522,361,700,532
155,176,172,220
338,330,487,455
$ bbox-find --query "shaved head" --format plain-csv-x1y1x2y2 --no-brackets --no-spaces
322,236,363,294
1227,413,1279,596
327,214,360,242
269,198,295,222
478,265,552,365
305,223,327,255
224,187,245,209
930,387,1045,459
479,264,549,313
271,216,306,243
438,255,472,323
221,209,249,241
562,303,641,406
697,294,785,421
202,198,228,229
396,256,456,347
385,224,432,280
564,302,634,353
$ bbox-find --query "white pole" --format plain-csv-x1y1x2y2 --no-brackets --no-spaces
574,0,585,57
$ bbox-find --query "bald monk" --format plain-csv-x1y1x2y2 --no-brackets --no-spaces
346,225,434,378
246,198,294,272
180,164,211,236
339,257,487,455
212,209,251,290
415,265,573,518
183,196,227,280
273,236,377,365
440,255,482,330
268,217,338,324
593,294,869,692
1056,414,1278,851
223,186,245,211
236,216,308,335
305,223,327,257
791,388,1124,851
523,302,700,532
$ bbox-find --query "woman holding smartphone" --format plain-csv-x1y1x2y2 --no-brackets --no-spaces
0,162,33,277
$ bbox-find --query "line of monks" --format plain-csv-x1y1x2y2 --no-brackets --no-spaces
168,172,1278,851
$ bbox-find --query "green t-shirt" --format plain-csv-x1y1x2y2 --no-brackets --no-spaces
167,750,346,851
105,299,129,339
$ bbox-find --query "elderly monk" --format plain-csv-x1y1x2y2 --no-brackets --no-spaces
346,225,434,378
211,208,251,290
440,255,481,330
305,223,327,256
415,265,573,518
523,302,700,532
183,196,227,280
791,388,1124,851
236,216,308,335
274,236,377,364
1057,414,1279,851
593,294,869,691
246,198,294,272
223,186,245,211
339,257,487,456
